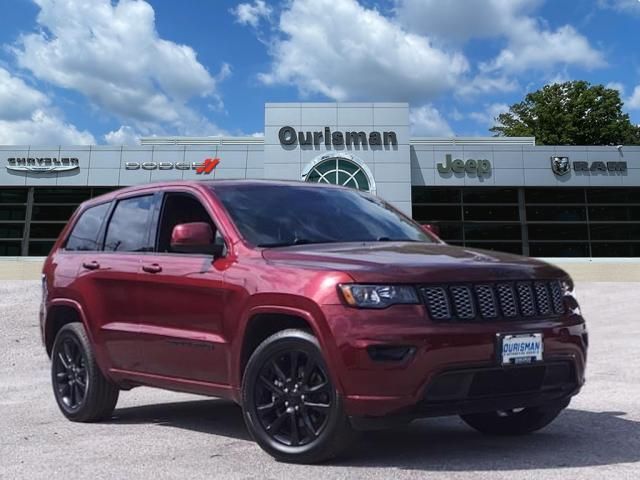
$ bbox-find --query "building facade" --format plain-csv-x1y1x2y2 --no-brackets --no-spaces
1,102,639,257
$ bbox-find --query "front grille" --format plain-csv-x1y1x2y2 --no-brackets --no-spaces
421,280,565,322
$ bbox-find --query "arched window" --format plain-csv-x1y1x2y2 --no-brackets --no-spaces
303,156,373,192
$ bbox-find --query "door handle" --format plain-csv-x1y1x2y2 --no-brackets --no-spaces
142,263,162,274
82,261,100,270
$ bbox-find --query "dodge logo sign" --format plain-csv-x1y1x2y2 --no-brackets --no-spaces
6,157,79,173
551,156,570,176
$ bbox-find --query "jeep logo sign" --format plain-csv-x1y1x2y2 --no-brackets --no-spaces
437,154,491,176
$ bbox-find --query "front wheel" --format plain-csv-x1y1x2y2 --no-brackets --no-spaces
51,323,119,422
460,399,570,436
241,329,355,463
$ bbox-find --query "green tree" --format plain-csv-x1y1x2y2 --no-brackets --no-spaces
490,81,640,145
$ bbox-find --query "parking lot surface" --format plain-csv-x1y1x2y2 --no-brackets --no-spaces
1,281,639,479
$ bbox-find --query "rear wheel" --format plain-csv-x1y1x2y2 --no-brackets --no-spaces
241,329,355,463
51,323,119,422
460,399,569,435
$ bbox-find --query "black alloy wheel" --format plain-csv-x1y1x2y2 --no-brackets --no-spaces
254,349,333,447
242,329,355,463
51,323,119,422
53,335,88,411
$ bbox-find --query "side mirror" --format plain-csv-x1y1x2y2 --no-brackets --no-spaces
170,222,224,256
421,223,441,238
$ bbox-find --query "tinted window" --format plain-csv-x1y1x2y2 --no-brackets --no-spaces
30,223,65,239
66,203,110,251
104,196,154,252
413,205,462,221
213,185,432,247
34,188,92,204
463,188,518,203
157,193,220,253
0,188,27,203
412,187,461,203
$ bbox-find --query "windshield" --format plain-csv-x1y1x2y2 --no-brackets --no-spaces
211,184,434,247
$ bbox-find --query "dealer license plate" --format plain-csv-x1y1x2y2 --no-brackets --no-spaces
501,333,543,365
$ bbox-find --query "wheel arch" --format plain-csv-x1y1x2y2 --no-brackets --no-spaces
44,299,93,357
234,305,343,396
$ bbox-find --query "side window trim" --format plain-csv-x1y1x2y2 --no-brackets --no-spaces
154,189,228,256
103,193,158,254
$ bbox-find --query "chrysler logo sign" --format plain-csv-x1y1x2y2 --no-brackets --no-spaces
551,156,627,176
6,157,79,173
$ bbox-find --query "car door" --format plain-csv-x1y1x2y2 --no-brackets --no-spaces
77,193,158,373
132,189,232,385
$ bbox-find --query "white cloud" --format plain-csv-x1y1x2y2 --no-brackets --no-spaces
395,0,540,43
0,66,95,144
0,110,95,144
483,22,606,73
13,0,226,135
598,0,640,14
0,68,49,120
396,0,605,80
258,0,468,102
468,103,509,126
231,0,272,27
104,126,139,145
627,86,640,110
607,82,626,96
410,105,454,136
457,74,519,97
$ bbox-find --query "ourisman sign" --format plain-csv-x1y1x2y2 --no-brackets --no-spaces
279,126,398,147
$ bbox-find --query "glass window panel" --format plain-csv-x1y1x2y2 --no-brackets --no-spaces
464,242,523,255
412,187,461,204
0,223,24,239
33,188,92,203
31,205,77,221
529,243,589,257
29,223,65,239
413,205,462,221
525,188,585,204
526,206,587,221
587,188,640,204
91,188,118,198
464,223,522,241
588,206,640,222
463,188,518,203
66,202,111,251
0,241,21,256
589,224,640,241
427,222,462,240
589,243,638,257
464,205,519,221
0,188,28,203
0,205,26,221
104,196,154,252
528,223,589,241
28,241,54,256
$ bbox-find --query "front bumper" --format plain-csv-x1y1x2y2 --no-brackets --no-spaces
322,304,588,418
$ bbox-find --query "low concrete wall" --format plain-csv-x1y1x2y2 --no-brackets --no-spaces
0,257,638,281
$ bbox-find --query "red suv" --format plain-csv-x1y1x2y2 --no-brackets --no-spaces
41,180,587,463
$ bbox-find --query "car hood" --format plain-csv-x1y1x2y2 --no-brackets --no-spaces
261,242,566,283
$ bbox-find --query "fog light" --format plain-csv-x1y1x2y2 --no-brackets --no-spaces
367,345,416,362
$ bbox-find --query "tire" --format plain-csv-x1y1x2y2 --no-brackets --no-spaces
460,399,570,436
241,329,356,463
51,322,119,422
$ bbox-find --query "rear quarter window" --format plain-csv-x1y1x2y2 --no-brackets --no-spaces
65,202,111,251
104,195,155,252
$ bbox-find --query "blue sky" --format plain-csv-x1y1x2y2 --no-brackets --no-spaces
0,0,639,144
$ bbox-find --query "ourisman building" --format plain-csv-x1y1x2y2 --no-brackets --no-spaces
1,103,638,257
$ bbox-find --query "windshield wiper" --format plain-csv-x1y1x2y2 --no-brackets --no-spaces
376,237,421,242
258,238,326,248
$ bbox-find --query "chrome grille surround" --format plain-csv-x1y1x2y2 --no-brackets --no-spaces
421,280,565,322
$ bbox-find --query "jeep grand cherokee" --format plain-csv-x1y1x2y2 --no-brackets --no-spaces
41,180,587,463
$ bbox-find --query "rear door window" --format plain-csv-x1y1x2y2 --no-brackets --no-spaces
104,195,155,252
65,202,111,251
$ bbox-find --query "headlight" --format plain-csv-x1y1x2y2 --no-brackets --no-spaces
338,284,419,309
561,277,575,298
